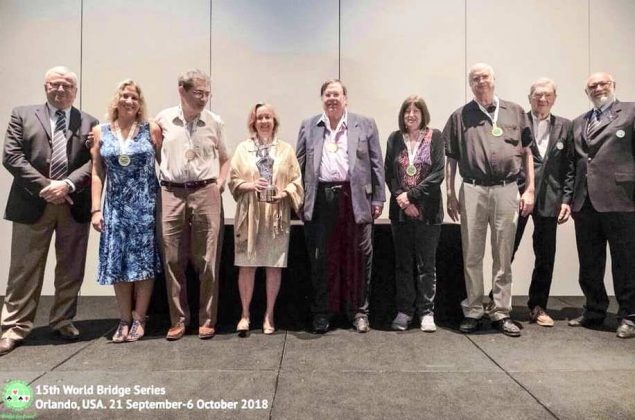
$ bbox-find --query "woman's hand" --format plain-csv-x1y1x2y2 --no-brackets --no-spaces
271,190,288,203
396,192,410,209
91,210,104,232
254,177,269,193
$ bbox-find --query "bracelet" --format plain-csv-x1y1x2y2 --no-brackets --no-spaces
91,209,101,214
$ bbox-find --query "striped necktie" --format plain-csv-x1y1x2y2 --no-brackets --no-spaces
586,108,602,136
50,110,68,180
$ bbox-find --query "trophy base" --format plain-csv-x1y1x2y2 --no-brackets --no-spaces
258,186,277,203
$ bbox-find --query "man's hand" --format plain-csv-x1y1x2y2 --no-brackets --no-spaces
519,190,535,217
40,180,70,203
447,193,460,222
558,203,571,224
372,204,383,219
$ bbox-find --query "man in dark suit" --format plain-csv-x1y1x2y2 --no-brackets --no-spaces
487,78,572,326
296,79,385,333
0,66,98,355
563,72,635,339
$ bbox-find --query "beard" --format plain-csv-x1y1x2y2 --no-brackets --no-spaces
590,93,614,108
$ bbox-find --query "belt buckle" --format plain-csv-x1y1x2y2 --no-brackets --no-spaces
183,181,195,189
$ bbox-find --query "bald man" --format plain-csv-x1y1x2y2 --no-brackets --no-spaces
563,72,635,339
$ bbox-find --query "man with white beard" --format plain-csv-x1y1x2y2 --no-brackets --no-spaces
563,72,635,339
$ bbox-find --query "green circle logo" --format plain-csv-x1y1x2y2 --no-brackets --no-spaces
2,379,34,411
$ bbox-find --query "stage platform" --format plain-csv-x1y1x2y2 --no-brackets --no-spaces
0,296,634,419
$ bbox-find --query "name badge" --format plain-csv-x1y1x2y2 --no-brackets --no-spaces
616,129,626,138
556,141,564,150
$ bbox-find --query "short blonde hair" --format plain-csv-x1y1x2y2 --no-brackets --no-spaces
107,79,147,123
247,103,280,138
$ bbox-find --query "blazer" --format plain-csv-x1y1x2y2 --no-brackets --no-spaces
3,104,99,224
518,113,572,217
563,100,635,213
296,112,385,224
384,128,444,224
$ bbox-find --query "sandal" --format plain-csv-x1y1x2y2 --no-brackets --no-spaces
112,320,130,343
125,318,146,342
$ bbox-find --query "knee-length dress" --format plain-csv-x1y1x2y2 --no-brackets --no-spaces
97,122,161,285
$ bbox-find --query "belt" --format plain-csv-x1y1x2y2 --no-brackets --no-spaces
160,178,216,189
463,176,517,187
318,181,348,192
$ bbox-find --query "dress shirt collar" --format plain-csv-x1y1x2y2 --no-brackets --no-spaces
531,112,551,122
595,98,615,116
317,110,348,132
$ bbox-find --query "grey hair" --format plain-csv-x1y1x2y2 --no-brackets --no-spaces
529,77,558,96
44,66,78,86
177,69,210,90
468,62,495,80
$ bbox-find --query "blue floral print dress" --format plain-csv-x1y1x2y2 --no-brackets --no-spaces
97,122,161,285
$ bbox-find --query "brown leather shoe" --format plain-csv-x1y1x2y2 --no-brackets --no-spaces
54,323,80,340
166,323,186,341
0,338,21,356
529,306,555,327
198,326,215,340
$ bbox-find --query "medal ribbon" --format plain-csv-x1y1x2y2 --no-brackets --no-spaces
404,130,424,171
114,121,138,157
476,96,500,129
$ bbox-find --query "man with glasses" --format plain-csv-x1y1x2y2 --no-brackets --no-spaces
1,66,98,355
156,69,229,341
486,78,572,327
564,72,635,339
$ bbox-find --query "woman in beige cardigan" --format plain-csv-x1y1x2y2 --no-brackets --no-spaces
229,103,303,336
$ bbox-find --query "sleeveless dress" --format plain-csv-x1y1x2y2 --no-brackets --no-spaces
97,122,161,285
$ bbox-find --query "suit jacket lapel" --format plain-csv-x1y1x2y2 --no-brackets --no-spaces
542,115,561,166
588,103,621,146
67,107,81,141
527,113,543,162
35,104,53,143
347,115,360,173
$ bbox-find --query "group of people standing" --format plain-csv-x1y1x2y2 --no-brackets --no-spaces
0,61,633,357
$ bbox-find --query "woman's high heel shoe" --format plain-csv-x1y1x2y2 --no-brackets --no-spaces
125,318,146,342
112,320,130,343
237,318,250,337
263,315,275,335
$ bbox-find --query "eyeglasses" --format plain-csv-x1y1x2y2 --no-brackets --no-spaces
47,82,75,91
587,80,613,90
191,89,211,99
531,92,555,99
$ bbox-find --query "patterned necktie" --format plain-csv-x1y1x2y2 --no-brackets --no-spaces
50,110,68,180
586,108,602,136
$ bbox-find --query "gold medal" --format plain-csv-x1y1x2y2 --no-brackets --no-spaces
406,165,417,176
185,149,196,161
492,126,503,137
326,142,338,153
118,154,131,167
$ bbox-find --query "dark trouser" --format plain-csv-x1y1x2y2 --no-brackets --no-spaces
304,182,373,320
573,199,635,321
512,213,558,310
391,221,441,317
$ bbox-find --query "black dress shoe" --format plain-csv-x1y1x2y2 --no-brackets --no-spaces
492,318,521,337
568,315,605,328
0,338,21,356
312,316,330,334
459,317,480,333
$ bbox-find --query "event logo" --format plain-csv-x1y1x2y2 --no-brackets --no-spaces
2,380,33,412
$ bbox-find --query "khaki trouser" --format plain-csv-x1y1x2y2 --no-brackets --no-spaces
161,183,223,328
459,182,519,321
1,204,89,340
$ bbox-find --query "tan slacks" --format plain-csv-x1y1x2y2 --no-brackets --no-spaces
161,183,223,328
1,203,89,340
459,182,519,321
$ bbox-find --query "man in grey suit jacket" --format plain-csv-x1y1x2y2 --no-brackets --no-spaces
296,79,385,333
488,78,572,326
563,72,635,339
0,66,98,356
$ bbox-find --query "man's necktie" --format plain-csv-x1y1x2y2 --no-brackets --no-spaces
50,110,68,180
586,108,602,136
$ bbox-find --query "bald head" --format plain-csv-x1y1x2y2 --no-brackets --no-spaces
585,72,616,108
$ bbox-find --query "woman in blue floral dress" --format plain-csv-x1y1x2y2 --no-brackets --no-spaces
90,80,162,343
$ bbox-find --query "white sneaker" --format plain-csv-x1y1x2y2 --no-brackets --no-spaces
420,314,436,332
